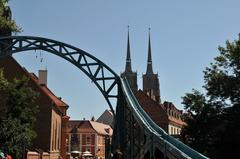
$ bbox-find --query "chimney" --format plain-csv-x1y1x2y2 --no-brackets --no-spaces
38,70,47,85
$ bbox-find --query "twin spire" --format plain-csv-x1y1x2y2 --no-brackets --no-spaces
125,26,132,73
124,27,154,74
123,27,160,102
146,28,153,74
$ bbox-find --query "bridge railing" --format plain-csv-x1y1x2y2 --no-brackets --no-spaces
120,77,209,159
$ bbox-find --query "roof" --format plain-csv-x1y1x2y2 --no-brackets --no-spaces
89,120,113,135
163,101,183,114
162,101,186,126
0,56,68,114
96,109,114,127
135,90,186,128
135,90,168,129
29,73,68,108
67,120,113,136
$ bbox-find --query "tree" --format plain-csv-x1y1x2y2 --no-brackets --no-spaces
0,69,39,159
0,0,21,54
181,34,240,158
0,0,21,35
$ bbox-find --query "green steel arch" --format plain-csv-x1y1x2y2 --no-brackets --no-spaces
0,36,120,115
0,36,209,159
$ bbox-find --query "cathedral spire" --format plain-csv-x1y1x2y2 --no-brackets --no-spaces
125,26,132,73
146,28,153,74
121,26,138,92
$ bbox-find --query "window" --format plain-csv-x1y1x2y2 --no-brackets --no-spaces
86,135,91,145
98,136,103,145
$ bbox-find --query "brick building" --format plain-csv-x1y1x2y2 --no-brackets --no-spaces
162,101,186,135
121,30,186,136
66,120,112,159
136,90,185,135
0,56,70,159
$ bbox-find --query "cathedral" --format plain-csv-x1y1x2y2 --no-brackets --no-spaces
121,28,185,136
121,28,160,103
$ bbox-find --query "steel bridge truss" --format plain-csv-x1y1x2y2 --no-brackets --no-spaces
0,36,119,115
113,78,209,159
0,36,208,159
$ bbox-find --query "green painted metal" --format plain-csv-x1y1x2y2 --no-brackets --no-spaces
0,36,120,115
120,77,209,159
0,36,209,159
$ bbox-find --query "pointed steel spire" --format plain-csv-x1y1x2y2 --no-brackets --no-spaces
125,25,132,73
146,27,153,74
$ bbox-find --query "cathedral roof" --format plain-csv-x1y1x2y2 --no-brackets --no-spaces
135,90,168,128
135,90,186,129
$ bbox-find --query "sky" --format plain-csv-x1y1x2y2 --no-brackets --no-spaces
8,0,240,120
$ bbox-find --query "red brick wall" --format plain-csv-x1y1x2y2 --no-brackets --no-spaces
91,134,95,145
82,134,86,145
82,147,86,152
0,57,54,151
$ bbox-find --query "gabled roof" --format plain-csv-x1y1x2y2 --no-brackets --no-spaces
89,120,113,136
96,109,114,127
162,101,183,114
67,120,113,136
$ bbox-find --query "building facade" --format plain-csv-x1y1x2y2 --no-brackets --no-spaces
0,56,70,159
163,101,186,135
66,120,112,159
136,90,185,135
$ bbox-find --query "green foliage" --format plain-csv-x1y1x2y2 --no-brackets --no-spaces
0,69,39,159
181,35,240,158
0,0,21,34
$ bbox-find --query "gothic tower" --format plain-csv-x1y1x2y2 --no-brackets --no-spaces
142,29,161,103
121,27,138,92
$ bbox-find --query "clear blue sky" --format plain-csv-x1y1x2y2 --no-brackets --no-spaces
9,0,240,120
